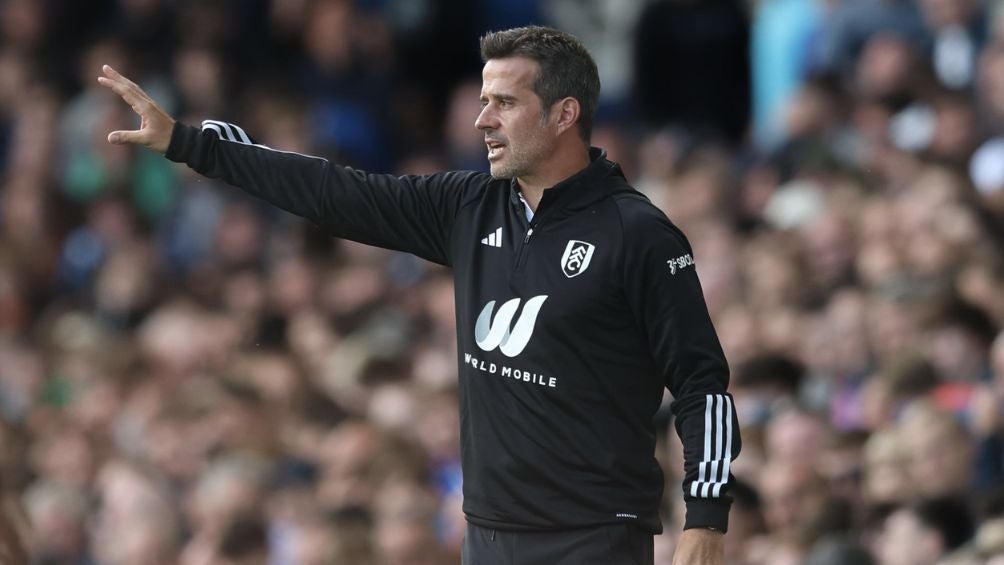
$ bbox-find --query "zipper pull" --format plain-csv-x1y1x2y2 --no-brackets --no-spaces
524,228,534,243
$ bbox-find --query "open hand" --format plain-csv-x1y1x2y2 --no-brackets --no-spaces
96,65,175,154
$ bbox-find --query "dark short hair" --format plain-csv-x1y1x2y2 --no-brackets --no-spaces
909,497,974,552
479,26,600,142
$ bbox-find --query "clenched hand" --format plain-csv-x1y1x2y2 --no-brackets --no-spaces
97,65,175,154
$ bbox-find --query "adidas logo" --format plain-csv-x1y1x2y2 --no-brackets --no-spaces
481,227,503,248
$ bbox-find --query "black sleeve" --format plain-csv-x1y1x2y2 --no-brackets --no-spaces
165,120,484,266
620,201,741,532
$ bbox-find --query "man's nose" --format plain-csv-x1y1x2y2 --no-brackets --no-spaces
475,105,497,131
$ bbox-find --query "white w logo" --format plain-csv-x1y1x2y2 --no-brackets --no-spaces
474,296,548,357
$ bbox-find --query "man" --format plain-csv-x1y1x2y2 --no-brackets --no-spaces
99,26,740,565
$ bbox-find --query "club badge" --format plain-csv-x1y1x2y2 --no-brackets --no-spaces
560,240,595,278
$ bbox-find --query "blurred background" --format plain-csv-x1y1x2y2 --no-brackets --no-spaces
0,0,1002,563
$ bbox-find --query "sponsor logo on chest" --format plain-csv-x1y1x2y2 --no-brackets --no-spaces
474,296,547,357
470,295,558,388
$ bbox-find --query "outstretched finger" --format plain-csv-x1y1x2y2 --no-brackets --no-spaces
100,65,142,91
98,66,152,111
97,76,143,109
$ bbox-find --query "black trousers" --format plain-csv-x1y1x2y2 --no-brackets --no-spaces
461,523,654,565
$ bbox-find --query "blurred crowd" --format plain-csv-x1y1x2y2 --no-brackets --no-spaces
0,0,1001,564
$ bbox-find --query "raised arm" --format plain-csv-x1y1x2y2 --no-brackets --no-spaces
98,66,483,266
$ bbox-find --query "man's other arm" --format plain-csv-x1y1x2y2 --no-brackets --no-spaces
619,200,740,564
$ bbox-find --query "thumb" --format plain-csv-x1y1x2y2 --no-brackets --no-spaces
107,130,143,145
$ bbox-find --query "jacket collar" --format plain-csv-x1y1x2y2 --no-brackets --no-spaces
508,147,628,218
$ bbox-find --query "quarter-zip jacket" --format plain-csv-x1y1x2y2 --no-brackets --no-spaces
167,120,741,534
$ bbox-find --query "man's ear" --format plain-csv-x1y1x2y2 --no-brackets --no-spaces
554,97,581,136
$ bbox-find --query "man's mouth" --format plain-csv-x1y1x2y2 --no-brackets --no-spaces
486,140,506,160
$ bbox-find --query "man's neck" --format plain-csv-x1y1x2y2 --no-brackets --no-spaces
517,144,591,212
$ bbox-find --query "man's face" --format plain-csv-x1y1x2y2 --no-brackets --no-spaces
475,57,556,179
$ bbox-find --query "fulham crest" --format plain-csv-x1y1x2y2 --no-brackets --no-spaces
561,240,595,278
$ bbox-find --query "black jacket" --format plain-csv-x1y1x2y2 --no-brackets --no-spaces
167,120,741,534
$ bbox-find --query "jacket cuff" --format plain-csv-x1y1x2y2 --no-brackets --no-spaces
165,122,198,163
683,499,731,532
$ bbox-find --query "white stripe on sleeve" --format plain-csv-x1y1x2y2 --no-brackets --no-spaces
691,394,714,497
202,123,226,141
202,120,240,143
712,395,734,497
227,122,252,144
217,122,238,142
701,394,724,498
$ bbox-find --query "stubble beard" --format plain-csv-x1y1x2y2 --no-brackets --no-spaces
489,148,528,179
488,124,551,180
